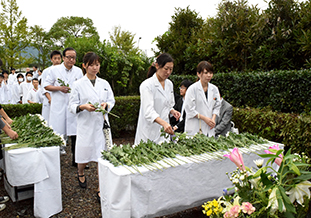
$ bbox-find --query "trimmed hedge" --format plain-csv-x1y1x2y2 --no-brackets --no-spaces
2,98,311,157
2,103,42,117
232,107,311,157
170,69,311,114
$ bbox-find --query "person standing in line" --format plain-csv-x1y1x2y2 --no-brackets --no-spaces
184,61,221,137
8,68,17,86
69,52,115,200
20,72,34,104
32,65,39,79
10,73,23,104
134,53,180,145
41,50,62,125
44,47,83,159
170,80,193,133
0,72,10,104
26,78,42,104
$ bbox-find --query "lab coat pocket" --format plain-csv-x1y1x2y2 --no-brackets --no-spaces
100,88,108,101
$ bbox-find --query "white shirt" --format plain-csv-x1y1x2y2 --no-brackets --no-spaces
20,81,34,104
26,87,41,103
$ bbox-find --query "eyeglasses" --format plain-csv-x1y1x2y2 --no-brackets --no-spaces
65,56,76,60
179,87,186,90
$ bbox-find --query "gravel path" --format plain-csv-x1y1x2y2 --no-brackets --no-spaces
0,137,205,218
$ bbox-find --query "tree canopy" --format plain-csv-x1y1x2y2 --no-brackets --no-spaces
0,0,31,69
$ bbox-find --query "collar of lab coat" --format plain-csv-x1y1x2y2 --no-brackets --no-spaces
81,75,100,98
152,73,168,98
197,80,214,109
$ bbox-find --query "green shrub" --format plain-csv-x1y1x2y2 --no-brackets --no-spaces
2,103,42,117
232,107,311,157
109,96,140,138
170,69,311,114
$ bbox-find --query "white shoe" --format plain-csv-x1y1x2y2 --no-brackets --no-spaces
0,196,9,204
0,204,6,211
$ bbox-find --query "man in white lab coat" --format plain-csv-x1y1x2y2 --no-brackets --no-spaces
20,72,34,104
44,47,83,164
41,50,62,125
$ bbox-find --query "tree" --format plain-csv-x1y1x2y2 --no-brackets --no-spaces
155,6,204,75
48,16,99,47
255,0,302,70
30,25,51,69
109,26,139,54
0,0,32,69
203,0,265,72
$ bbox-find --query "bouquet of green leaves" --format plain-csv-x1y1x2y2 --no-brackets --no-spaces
88,102,120,118
57,78,70,93
102,132,269,175
1,114,65,150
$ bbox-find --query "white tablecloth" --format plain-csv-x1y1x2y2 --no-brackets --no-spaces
98,142,282,218
4,146,62,218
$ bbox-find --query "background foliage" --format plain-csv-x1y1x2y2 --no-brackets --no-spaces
169,69,311,114
3,100,310,157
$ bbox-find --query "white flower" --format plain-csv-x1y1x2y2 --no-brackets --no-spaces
233,178,239,184
240,175,245,180
267,187,286,213
253,159,264,168
286,181,311,205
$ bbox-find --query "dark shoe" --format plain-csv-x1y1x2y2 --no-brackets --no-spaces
77,173,87,188
72,162,77,167
96,191,100,203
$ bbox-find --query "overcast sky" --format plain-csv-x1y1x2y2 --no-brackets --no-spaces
14,0,289,57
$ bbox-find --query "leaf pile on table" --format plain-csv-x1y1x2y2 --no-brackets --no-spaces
102,132,269,174
1,114,65,150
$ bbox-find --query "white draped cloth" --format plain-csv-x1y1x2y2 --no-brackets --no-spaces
98,142,283,218
4,146,62,218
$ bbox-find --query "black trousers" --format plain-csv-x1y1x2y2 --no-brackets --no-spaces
71,135,77,167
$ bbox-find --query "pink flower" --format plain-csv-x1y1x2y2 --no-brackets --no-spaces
229,205,240,217
241,202,256,215
264,144,283,166
224,147,245,171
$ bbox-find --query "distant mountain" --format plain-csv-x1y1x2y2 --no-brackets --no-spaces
21,46,38,58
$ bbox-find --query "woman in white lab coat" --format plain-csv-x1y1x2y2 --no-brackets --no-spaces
184,61,221,137
134,53,180,145
69,52,115,199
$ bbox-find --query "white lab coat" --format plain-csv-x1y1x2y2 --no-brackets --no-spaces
69,76,115,163
0,81,10,104
41,66,52,124
26,88,42,103
43,63,83,136
134,73,175,145
20,81,33,104
184,81,221,137
10,83,22,104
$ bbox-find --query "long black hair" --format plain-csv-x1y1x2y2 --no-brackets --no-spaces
147,53,174,78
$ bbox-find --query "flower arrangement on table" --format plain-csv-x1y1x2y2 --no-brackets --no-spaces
1,114,65,150
202,145,311,218
102,132,270,175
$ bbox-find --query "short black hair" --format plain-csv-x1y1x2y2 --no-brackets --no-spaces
32,78,39,82
50,50,62,59
63,47,76,57
0,74,4,78
26,72,33,76
17,73,24,78
11,68,15,71
2,70,8,75
180,80,193,89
